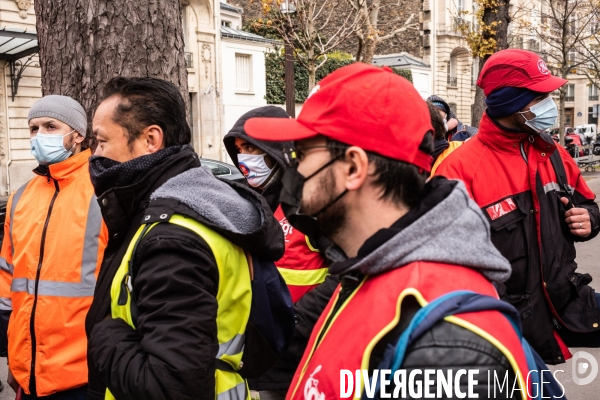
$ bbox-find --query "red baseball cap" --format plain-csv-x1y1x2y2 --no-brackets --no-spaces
477,49,567,96
244,63,433,171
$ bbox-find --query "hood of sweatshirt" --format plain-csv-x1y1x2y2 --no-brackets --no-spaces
328,177,511,283
223,106,291,171
147,165,285,260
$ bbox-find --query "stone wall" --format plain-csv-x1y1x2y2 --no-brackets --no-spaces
231,0,422,57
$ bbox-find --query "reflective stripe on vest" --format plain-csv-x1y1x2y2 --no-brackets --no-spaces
0,257,13,275
106,214,251,400
276,266,328,287
10,195,102,298
9,182,28,258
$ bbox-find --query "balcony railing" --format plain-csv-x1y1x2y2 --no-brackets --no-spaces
565,96,574,102
590,95,599,101
447,76,458,87
184,52,193,68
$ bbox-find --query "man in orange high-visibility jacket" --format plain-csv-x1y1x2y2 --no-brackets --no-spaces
0,95,108,399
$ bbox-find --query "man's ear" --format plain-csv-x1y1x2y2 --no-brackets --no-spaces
74,132,85,144
344,146,370,192
141,125,165,154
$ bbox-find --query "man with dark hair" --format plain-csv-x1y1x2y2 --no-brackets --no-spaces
436,49,600,365
85,77,284,400
243,63,533,399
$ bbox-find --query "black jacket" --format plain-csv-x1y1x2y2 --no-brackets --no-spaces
86,147,284,400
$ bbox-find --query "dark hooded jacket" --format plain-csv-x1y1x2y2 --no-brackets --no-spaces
224,107,340,391
85,146,284,400
224,106,291,212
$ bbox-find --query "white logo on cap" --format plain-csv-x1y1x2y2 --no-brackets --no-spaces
307,84,321,100
538,59,549,75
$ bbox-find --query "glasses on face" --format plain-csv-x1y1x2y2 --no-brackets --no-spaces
282,146,332,168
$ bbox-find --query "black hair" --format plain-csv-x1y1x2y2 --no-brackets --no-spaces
326,133,432,208
426,101,447,141
100,77,191,148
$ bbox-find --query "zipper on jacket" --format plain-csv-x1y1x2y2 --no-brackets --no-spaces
29,178,60,395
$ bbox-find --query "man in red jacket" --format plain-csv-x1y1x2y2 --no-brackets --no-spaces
436,49,600,364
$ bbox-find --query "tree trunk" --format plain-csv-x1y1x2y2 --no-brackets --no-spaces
34,0,189,149
558,78,567,146
308,64,316,92
471,0,511,128
361,37,377,65
471,57,488,128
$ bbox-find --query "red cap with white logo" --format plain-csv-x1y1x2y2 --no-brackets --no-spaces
244,63,434,171
477,49,567,96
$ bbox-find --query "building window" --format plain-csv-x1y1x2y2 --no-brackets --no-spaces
589,84,599,101
447,56,457,86
565,108,574,126
565,84,575,101
235,54,253,92
449,102,458,116
589,106,598,124
221,20,231,28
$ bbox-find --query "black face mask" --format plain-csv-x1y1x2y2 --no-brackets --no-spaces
279,155,347,241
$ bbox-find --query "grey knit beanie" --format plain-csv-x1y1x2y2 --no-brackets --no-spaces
28,95,87,137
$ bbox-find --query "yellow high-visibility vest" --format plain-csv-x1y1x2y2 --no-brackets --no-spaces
107,214,252,400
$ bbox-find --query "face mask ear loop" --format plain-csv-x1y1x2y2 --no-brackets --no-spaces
303,152,345,181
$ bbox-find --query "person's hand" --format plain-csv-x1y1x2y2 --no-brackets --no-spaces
562,197,591,237
447,118,459,131
7,368,19,393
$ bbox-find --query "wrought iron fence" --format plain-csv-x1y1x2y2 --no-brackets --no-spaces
447,76,458,87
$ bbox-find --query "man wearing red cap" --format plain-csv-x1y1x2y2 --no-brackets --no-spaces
244,63,537,398
436,49,600,365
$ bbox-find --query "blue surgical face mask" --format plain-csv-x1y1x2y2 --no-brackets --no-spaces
30,130,76,166
518,96,558,133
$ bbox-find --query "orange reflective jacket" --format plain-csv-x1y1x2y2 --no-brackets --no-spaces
0,149,108,396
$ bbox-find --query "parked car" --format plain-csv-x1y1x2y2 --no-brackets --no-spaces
199,158,246,184
575,124,597,142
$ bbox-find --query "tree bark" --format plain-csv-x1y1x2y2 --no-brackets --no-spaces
34,0,189,149
362,36,377,65
471,0,511,128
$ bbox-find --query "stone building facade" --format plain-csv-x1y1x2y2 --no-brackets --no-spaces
419,0,479,125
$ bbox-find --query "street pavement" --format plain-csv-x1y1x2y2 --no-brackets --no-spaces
1,170,600,399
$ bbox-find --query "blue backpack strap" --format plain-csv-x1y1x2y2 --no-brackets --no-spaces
369,290,565,400
390,290,476,371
